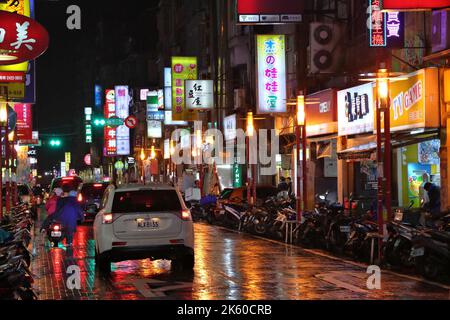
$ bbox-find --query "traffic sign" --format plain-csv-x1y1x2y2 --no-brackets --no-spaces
105,117,124,127
124,115,138,129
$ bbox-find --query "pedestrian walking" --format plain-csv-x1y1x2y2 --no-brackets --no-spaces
45,187,63,216
56,189,84,246
277,177,288,193
286,177,293,196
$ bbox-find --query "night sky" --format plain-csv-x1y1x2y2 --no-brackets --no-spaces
34,0,158,173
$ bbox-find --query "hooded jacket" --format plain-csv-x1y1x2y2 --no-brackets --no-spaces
52,196,84,234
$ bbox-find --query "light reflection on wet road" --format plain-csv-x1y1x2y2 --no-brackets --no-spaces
31,212,450,300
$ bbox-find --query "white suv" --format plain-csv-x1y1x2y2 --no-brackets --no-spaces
93,184,194,273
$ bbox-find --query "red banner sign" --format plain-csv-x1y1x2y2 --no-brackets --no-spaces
237,0,304,14
0,72,25,83
381,0,450,10
13,103,32,141
0,11,49,65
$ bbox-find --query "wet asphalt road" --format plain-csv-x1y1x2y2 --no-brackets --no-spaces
30,209,450,300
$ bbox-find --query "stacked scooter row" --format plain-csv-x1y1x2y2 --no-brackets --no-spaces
0,205,38,300
191,192,450,284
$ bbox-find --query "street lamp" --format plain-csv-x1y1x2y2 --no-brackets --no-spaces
296,95,306,222
376,68,391,263
0,102,8,218
169,139,177,185
246,112,256,206
140,147,146,185
5,130,14,213
195,129,203,196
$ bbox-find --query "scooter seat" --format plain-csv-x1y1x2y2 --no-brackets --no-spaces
429,230,450,243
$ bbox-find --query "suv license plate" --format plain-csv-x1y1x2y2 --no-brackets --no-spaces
137,220,159,229
411,247,425,257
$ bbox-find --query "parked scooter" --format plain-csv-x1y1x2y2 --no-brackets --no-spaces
384,201,420,268
411,227,450,283
221,203,248,230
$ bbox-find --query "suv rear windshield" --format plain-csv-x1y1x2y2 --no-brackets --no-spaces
52,177,83,192
112,190,182,213
81,184,108,198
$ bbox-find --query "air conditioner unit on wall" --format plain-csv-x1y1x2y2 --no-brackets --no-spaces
432,10,450,53
234,89,245,110
309,22,344,74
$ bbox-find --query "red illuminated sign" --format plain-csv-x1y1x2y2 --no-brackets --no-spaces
381,0,450,10
0,72,25,83
0,11,49,65
237,0,304,24
369,0,386,47
124,115,137,129
13,103,32,141
104,89,117,157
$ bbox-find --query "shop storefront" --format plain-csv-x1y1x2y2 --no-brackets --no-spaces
337,81,377,207
274,89,338,208
337,68,441,210
386,68,440,208
305,89,339,204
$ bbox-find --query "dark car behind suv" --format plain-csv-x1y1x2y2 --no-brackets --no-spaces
77,182,109,220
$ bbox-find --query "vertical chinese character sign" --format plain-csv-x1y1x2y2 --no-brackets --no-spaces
104,89,117,157
171,56,198,121
115,85,130,156
13,103,32,141
256,35,287,114
85,107,92,143
369,0,386,47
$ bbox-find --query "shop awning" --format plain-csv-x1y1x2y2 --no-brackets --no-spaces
337,142,377,161
337,130,439,161
390,130,439,149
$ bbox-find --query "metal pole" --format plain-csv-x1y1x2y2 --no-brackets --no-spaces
296,124,301,222
384,81,392,222
302,124,307,213
252,162,256,206
13,138,17,205
142,159,145,185
246,135,251,205
5,116,10,213
376,80,384,263
0,125,3,219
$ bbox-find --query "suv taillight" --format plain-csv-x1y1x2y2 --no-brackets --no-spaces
181,209,191,221
102,213,113,224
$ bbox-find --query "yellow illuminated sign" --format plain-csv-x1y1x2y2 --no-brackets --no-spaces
171,56,198,121
0,0,31,72
377,68,439,131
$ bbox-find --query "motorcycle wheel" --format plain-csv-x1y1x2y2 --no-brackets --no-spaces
18,288,37,301
398,242,414,268
253,221,268,235
53,241,59,248
206,212,215,225
415,254,442,281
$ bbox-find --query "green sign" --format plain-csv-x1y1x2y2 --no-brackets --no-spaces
106,117,124,127
147,94,158,112
85,124,92,143
115,160,125,170
233,162,242,188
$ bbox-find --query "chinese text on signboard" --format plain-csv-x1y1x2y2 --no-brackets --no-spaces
256,35,287,114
